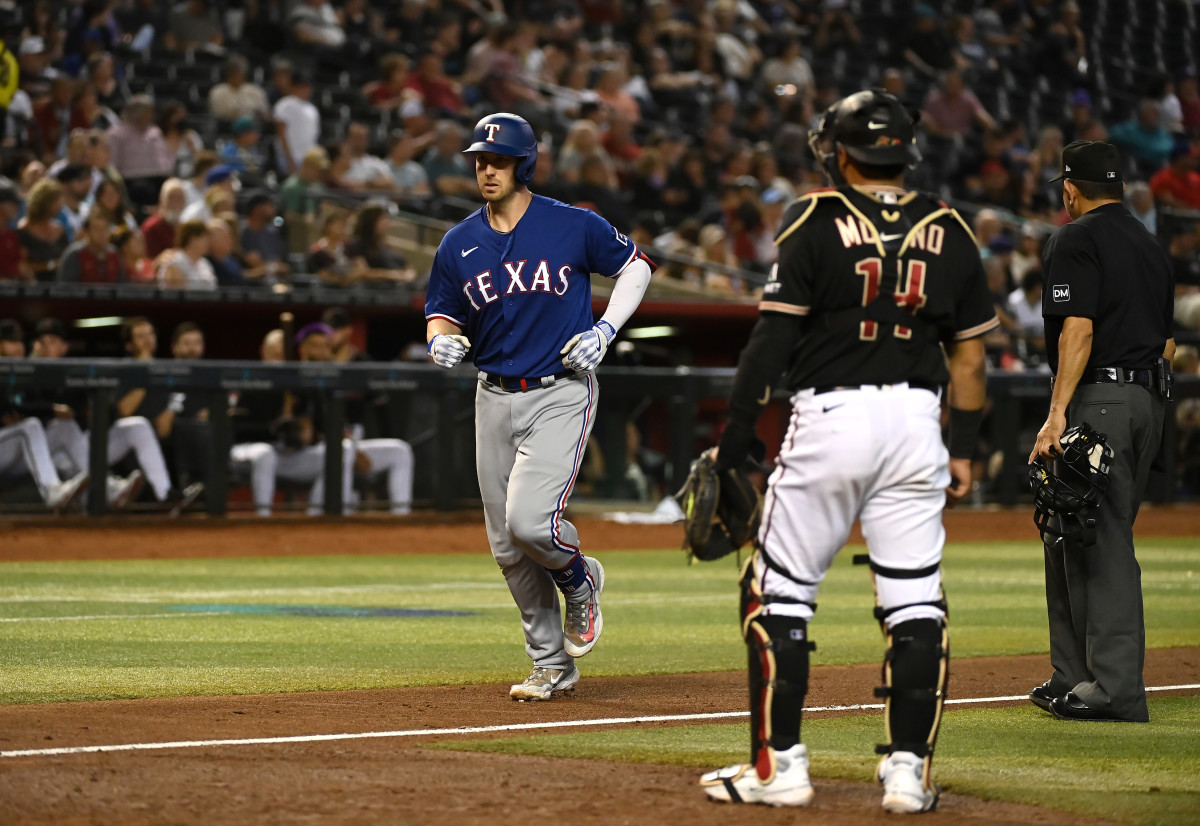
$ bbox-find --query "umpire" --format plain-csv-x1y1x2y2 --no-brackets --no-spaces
1028,140,1175,723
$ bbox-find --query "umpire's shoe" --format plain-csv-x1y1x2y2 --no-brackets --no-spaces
878,751,939,814
700,744,814,807
563,557,604,658
1029,679,1066,712
509,664,580,702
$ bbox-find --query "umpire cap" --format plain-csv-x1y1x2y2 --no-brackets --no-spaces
463,112,538,186
809,89,922,170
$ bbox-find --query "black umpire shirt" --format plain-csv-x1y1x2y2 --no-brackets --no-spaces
1041,203,1174,373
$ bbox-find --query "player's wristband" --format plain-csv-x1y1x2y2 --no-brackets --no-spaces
947,407,984,460
596,320,617,343
427,334,440,355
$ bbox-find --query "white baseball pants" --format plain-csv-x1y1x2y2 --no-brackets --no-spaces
0,418,65,500
45,416,173,500
230,442,279,516
754,383,950,629
356,438,414,514
276,439,355,515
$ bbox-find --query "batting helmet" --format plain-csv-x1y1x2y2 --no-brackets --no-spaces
1028,422,1114,542
463,112,538,186
808,89,921,183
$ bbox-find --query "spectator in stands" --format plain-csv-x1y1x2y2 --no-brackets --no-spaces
904,4,955,78
54,163,93,238
281,146,329,247
32,75,75,163
1027,125,1065,209
974,0,1024,60
116,316,205,511
240,194,290,281
1178,71,1200,137
364,53,413,110
573,154,631,234
1170,225,1200,331
272,70,319,174
1060,89,1102,144
308,208,367,287
1125,181,1157,235
421,120,476,197
16,178,69,282
1010,222,1046,284
166,0,224,51
83,176,139,234
205,217,248,286
111,225,156,283
218,117,265,181
340,122,393,190
57,210,124,284
158,219,217,290
158,99,204,179
1150,144,1200,210
1035,0,1086,84
141,178,187,259
557,119,617,186
386,130,434,197
1006,267,1046,361
288,0,346,50
85,51,126,114
1110,99,1175,176
1147,72,1184,137
208,54,269,123
182,166,237,223
760,40,814,103
180,151,219,208
17,36,56,102
0,319,24,356
972,207,1003,256
347,203,416,284
483,23,553,127
107,95,173,208
404,51,466,118
322,307,367,362
948,13,994,76
70,82,118,132
0,187,21,281
49,131,99,192
922,68,998,140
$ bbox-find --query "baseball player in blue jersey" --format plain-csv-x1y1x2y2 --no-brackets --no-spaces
425,112,654,701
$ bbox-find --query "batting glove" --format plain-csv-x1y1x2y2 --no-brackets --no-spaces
428,334,471,369
560,321,616,373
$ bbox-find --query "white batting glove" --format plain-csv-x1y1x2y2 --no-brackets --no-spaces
428,334,471,369
560,321,616,373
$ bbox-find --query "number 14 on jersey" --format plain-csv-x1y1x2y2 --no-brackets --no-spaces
855,257,928,341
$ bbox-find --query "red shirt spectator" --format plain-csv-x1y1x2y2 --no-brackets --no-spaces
403,53,465,115
1150,149,1200,210
0,227,20,279
141,213,177,258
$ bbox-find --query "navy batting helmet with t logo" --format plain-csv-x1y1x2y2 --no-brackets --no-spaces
464,112,538,186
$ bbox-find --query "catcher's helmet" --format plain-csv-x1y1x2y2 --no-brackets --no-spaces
1028,422,1114,541
808,89,921,182
463,112,538,186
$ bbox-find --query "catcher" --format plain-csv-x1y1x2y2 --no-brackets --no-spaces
684,89,996,814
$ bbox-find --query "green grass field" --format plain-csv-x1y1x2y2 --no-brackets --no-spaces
1,538,1198,823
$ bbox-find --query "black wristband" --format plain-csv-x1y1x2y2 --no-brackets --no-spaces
947,407,984,459
716,420,756,472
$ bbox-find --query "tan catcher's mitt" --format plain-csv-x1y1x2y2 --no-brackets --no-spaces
675,448,763,562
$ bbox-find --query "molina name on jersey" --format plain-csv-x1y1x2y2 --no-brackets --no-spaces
426,195,645,378
762,186,999,390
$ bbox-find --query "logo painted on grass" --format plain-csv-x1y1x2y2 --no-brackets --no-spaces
170,604,475,618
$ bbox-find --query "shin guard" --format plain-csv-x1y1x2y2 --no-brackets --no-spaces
741,557,813,783
876,618,948,771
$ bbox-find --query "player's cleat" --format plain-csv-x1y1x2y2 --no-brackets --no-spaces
46,472,89,512
878,751,939,814
107,471,144,510
563,556,604,658
700,744,814,807
509,664,580,701
166,482,204,518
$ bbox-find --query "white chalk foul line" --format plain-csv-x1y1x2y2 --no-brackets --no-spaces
3,683,1198,760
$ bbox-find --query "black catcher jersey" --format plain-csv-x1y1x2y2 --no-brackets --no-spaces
761,185,999,390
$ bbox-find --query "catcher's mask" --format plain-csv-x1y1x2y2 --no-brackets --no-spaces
1028,423,1114,544
808,89,922,186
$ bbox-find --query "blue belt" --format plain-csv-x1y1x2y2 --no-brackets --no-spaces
484,371,574,392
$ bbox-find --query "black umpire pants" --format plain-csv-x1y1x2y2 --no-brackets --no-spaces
1042,381,1163,721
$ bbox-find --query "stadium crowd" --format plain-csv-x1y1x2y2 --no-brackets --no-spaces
0,0,1198,509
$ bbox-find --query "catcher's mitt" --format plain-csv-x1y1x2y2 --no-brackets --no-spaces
675,448,764,562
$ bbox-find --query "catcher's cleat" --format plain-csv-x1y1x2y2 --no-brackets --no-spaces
509,664,580,702
878,751,939,814
563,557,604,658
700,744,814,807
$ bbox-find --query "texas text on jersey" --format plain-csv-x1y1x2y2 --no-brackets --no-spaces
763,185,999,390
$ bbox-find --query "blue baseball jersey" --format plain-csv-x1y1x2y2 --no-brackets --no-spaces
425,194,645,378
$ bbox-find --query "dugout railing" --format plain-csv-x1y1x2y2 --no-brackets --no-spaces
1,359,1195,516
